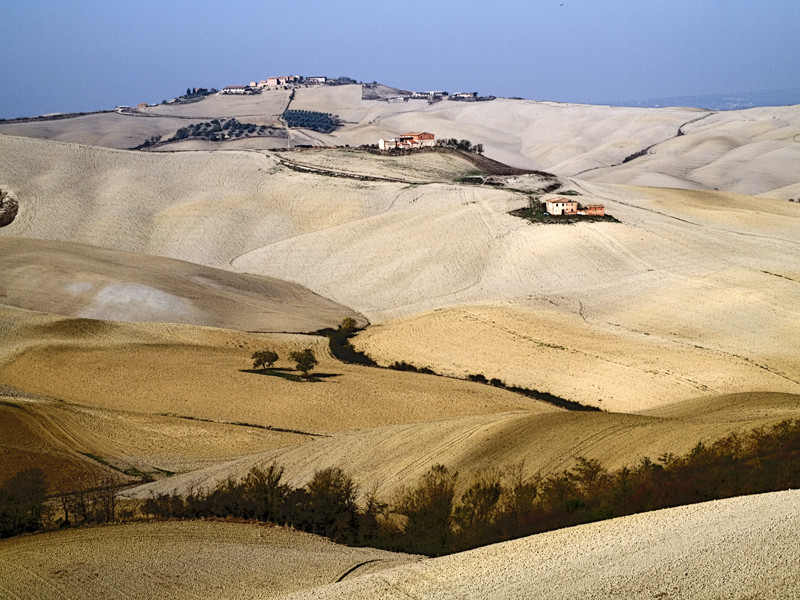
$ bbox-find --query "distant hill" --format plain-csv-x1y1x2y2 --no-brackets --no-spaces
611,88,800,110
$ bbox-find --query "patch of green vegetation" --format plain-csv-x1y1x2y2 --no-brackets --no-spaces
283,109,340,133
170,118,273,143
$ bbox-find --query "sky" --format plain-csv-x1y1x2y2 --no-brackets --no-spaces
1,0,798,118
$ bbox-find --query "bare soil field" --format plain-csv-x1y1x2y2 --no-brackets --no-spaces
0,112,194,150
0,520,420,600
124,390,800,503
275,147,482,183
2,135,798,411
351,302,800,412
0,236,361,332
282,489,800,600
0,305,547,436
0,394,304,493
141,89,292,121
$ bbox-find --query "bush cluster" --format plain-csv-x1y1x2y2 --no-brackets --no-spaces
0,469,47,537
315,318,377,366
282,110,340,133
173,118,270,142
436,138,483,154
143,465,366,544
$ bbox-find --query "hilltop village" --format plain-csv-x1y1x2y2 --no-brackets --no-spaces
217,74,493,104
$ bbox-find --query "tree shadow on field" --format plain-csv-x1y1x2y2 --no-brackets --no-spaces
240,368,340,383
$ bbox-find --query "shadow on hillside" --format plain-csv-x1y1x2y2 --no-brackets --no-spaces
240,368,340,383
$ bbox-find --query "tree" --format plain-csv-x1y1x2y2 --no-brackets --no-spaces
395,464,457,555
453,471,503,535
289,349,318,377
252,349,279,370
473,143,484,155
339,317,357,334
305,467,359,543
0,469,47,537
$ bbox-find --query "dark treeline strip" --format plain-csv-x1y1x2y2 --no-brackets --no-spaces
0,472,120,538
466,373,601,411
314,318,377,366
138,419,798,556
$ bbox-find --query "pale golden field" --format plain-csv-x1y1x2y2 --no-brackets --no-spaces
0,520,420,600
1,88,799,598
282,490,800,600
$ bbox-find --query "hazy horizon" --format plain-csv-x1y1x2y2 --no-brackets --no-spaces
2,0,799,119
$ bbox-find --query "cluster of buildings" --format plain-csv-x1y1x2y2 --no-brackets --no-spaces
545,197,605,216
383,91,481,104
221,75,328,95
378,132,436,150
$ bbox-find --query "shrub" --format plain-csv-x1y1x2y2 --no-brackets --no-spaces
282,109,340,133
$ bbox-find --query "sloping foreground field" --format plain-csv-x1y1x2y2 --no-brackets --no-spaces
0,521,420,600
1,493,795,600
283,490,800,600
0,304,547,435
123,390,800,502
0,236,361,332
4,85,799,195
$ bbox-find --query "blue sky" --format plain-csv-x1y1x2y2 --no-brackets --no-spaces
1,0,798,118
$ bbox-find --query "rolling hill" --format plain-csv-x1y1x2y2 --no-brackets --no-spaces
1,81,798,599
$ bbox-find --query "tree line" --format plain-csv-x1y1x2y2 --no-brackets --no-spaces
2,419,798,549
118,418,800,555
0,472,120,538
